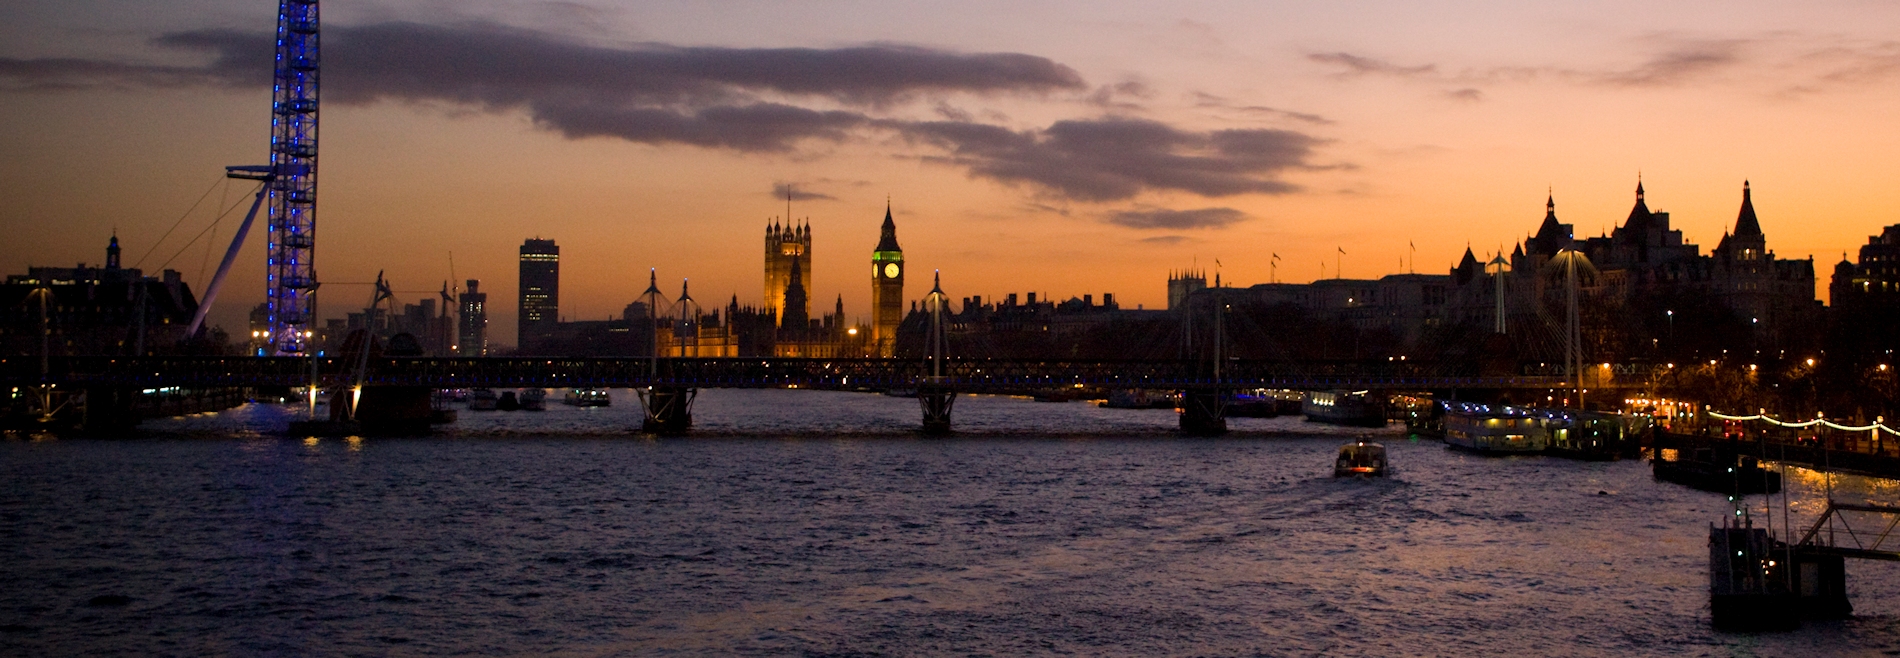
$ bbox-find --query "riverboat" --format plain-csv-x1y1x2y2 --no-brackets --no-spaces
520,388,548,411
1546,410,1649,461
1100,389,1175,409
1303,390,1387,427
1226,391,1292,418
1653,446,1782,494
496,390,521,411
1333,442,1390,477
564,388,612,407
1402,398,1445,438
468,388,498,411
1442,404,1549,455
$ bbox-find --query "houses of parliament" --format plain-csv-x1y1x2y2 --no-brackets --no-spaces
646,204,903,358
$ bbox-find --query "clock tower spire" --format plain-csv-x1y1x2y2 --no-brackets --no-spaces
871,201,904,357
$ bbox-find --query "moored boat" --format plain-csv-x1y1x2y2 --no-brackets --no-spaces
496,390,521,411
1442,403,1549,455
1546,410,1649,460
1303,390,1387,427
468,388,498,411
1653,445,1782,494
564,388,612,407
519,388,548,411
1100,389,1175,409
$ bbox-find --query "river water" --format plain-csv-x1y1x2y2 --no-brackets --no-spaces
3,389,1899,656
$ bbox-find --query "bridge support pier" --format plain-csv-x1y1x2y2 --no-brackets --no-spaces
1179,389,1228,435
81,385,139,435
355,386,434,435
919,386,956,435
639,386,696,435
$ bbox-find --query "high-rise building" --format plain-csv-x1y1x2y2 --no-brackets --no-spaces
518,238,559,353
458,279,487,356
765,219,813,325
871,203,904,357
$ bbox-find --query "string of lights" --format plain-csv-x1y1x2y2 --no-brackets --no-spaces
1708,411,1900,436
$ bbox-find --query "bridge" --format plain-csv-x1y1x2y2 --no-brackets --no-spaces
5,355,1569,391
4,355,1594,435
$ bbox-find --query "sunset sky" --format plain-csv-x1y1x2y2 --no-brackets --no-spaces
5,1,1900,343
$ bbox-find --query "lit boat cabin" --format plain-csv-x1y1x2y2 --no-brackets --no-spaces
1334,442,1389,477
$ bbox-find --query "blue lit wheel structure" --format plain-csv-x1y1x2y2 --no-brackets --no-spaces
267,0,319,355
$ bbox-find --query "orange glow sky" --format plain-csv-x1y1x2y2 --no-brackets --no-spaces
5,1,1900,344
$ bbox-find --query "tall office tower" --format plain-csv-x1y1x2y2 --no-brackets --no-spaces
870,203,904,357
518,238,560,353
765,219,813,325
459,279,488,356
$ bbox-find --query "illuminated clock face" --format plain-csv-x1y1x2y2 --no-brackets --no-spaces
884,263,901,278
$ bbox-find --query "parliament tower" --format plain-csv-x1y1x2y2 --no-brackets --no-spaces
871,203,904,357
764,219,812,326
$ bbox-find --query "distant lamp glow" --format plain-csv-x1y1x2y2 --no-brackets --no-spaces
847,327,858,336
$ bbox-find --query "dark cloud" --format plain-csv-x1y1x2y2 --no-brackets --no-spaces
1139,235,1191,245
905,117,1315,201
0,22,1325,202
0,57,213,91
771,182,838,201
1104,207,1249,230
1596,41,1742,87
1308,52,1437,78
148,21,1087,105
1188,92,1332,124
1308,40,1747,93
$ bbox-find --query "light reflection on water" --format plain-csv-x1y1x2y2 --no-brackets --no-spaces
1,388,1898,656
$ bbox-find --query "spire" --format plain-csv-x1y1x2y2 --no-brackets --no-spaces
678,278,691,302
1624,175,1652,230
1530,192,1570,256
1733,180,1763,238
875,200,901,252
643,268,662,296
780,255,808,330
931,270,944,295
105,231,121,270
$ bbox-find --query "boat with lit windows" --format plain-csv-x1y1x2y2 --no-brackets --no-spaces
1546,410,1649,461
1653,445,1782,495
564,388,612,407
1442,403,1549,455
1334,442,1390,478
1303,390,1388,427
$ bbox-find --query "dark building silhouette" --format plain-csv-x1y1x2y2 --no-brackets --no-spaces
1,234,205,357
459,279,488,356
518,238,559,353
1830,225,1900,310
871,203,904,357
1167,269,1206,310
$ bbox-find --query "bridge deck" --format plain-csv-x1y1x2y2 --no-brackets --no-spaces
5,356,1580,391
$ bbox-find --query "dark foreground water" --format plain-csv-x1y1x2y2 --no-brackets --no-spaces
4,389,1900,656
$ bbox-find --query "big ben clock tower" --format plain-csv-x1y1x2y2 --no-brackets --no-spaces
871,202,904,357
